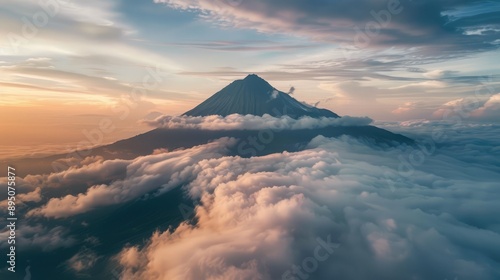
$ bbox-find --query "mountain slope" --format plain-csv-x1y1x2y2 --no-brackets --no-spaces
183,74,339,118
7,125,413,176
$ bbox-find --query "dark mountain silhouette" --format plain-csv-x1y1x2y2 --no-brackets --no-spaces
184,74,339,118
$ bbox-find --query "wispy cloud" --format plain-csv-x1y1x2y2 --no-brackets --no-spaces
155,0,500,55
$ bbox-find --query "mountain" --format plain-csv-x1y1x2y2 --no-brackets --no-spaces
184,74,339,118
7,75,414,177
1,76,416,280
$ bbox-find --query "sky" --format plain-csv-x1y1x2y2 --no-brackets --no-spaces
1,0,500,158
1,2,500,278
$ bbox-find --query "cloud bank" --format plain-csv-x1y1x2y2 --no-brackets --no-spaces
144,114,374,130
433,93,500,122
26,138,236,218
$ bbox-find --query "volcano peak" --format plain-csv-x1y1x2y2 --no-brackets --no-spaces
183,75,339,118
243,74,264,81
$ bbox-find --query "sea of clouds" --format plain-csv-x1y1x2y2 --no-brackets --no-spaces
1,120,499,280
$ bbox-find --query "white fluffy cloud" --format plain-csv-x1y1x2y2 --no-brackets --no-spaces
26,138,236,218
469,93,500,121
433,93,500,122
144,114,373,130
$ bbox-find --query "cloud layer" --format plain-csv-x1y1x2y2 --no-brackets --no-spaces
113,125,500,280
2,120,499,279
145,114,374,130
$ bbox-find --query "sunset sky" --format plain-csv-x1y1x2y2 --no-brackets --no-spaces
1,0,499,158
2,2,500,280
